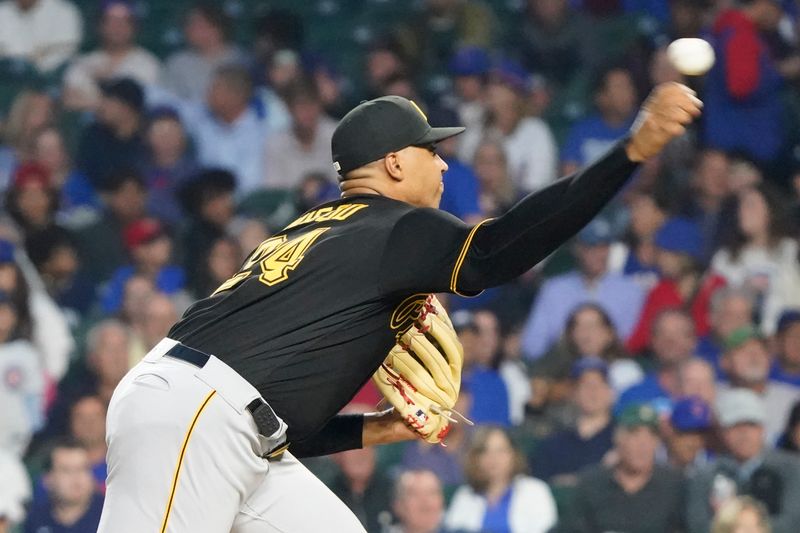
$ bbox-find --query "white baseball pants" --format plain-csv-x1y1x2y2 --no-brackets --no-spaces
97,338,366,532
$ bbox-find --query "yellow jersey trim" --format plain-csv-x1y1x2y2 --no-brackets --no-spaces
160,389,216,532
449,219,493,296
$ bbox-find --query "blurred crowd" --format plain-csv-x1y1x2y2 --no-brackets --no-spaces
1,0,800,532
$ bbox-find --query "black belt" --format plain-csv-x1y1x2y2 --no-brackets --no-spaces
165,342,287,459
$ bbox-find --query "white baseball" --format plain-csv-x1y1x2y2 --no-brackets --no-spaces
667,38,715,76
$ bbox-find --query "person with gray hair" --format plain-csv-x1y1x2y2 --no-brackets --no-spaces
696,286,758,370
687,389,800,533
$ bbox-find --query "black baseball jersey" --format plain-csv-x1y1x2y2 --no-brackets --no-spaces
168,141,638,455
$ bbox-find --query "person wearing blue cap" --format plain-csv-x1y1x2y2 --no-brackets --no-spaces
627,217,726,354
532,357,615,485
449,46,490,134
770,309,800,387
665,396,714,473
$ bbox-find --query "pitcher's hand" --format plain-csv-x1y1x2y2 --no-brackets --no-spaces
626,82,702,162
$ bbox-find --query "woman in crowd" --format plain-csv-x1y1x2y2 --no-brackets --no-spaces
4,162,60,239
472,139,519,217
445,426,557,533
711,496,771,533
533,303,643,399
777,401,800,453
190,236,241,299
711,183,800,335
0,90,56,188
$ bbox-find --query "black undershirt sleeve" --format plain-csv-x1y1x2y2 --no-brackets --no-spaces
288,414,364,458
456,140,638,292
379,140,639,296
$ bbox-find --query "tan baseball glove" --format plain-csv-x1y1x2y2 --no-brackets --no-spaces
373,294,470,444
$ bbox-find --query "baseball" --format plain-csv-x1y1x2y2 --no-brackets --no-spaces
667,38,715,76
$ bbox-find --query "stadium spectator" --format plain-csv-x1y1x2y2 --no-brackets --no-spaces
24,438,103,533
533,303,642,398
471,139,518,218
497,322,531,427
0,290,44,434
696,287,757,373
665,396,714,473
711,496,771,533
62,0,160,110
677,358,718,407
252,49,293,134
395,0,496,80
627,218,725,354
388,469,446,533
74,170,146,282
711,183,800,336
687,389,800,533
38,320,131,442
263,80,338,190
67,395,107,493
75,78,147,191
561,64,638,174
100,218,184,315
429,107,481,223
5,162,59,238
0,0,83,73
33,127,99,219
183,65,266,195
0,90,55,188
142,108,197,225
522,218,644,360
679,149,732,261
511,0,595,86
0,240,72,383
607,190,667,288
177,168,236,292
777,401,800,452
330,445,393,533
718,325,798,443
448,46,490,137
617,309,697,415
458,310,511,426
189,236,240,299
24,226,95,317
561,403,685,533
771,310,800,387
133,292,178,353
459,59,558,193
704,0,787,163
161,2,246,103
533,357,615,486
364,37,409,101
445,426,557,533
0,448,31,528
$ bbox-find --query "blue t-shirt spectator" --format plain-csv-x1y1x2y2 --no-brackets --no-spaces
439,157,481,221
533,423,615,482
25,493,104,533
463,366,511,426
561,114,633,168
100,265,185,314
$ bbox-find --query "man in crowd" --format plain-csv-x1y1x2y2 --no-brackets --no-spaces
770,310,800,387
563,403,685,532
522,218,644,360
677,357,717,407
687,389,800,533
696,287,757,370
68,396,108,492
617,309,698,414
388,469,446,533
63,0,160,110
665,396,714,473
330,445,393,533
719,325,798,442
24,439,104,533
533,357,615,486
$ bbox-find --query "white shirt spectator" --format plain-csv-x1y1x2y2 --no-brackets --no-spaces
0,448,31,525
263,116,338,190
717,381,799,445
499,359,532,426
0,0,82,72
0,339,45,440
445,476,557,533
711,238,800,335
63,46,161,108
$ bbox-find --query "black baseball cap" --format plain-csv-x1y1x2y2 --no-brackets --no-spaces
331,96,465,177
